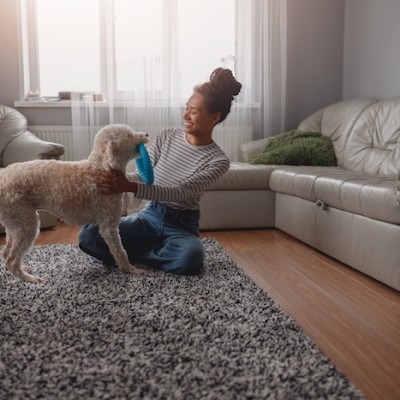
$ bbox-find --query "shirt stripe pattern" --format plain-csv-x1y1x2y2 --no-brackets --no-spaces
132,128,230,210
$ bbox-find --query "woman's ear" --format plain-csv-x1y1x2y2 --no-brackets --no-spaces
212,112,222,125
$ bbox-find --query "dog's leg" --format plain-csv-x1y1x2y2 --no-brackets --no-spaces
98,224,148,276
6,212,42,284
2,227,12,262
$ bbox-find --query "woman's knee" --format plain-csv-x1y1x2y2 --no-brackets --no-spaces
78,224,112,262
170,239,204,275
79,224,100,248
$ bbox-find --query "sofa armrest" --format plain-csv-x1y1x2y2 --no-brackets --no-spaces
239,138,269,162
2,130,65,166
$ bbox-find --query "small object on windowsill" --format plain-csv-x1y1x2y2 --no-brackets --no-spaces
59,91,83,100
82,92,106,102
45,97,61,102
93,93,105,102
25,90,44,102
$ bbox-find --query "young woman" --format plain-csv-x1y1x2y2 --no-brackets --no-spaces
79,68,242,275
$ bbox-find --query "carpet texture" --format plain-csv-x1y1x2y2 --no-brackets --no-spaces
0,239,363,399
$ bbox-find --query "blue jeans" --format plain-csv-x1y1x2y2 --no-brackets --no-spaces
78,201,204,275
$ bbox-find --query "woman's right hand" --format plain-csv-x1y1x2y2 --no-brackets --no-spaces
96,167,138,194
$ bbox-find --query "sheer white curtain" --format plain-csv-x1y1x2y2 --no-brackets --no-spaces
71,0,287,161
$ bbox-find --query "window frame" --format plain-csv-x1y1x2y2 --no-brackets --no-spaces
18,0,238,103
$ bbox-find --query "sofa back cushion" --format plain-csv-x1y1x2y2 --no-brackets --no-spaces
298,98,378,167
344,96,400,176
0,105,28,166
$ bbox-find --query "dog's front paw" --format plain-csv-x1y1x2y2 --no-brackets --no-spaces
23,266,44,283
9,265,44,284
20,267,44,284
120,264,149,276
135,267,149,276
24,274,44,284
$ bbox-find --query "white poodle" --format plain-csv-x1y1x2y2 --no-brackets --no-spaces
0,124,149,283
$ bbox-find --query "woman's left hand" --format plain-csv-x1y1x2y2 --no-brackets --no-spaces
96,168,137,194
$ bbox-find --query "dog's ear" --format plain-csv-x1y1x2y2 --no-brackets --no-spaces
103,140,122,171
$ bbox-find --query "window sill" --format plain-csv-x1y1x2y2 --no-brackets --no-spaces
15,100,101,108
15,100,186,108
14,100,260,109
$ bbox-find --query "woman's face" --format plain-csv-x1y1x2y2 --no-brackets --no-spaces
183,92,220,139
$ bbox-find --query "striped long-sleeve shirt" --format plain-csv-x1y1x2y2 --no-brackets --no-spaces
130,128,230,210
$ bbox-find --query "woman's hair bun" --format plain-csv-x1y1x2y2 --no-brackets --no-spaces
209,68,242,100
194,67,242,123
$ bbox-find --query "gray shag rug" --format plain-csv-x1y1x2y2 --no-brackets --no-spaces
0,238,363,399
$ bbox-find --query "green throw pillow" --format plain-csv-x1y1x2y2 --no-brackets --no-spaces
248,130,337,166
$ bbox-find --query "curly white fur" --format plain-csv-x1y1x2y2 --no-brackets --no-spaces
0,124,148,283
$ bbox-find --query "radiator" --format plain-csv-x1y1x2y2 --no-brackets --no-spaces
213,125,253,161
29,125,254,162
29,125,75,161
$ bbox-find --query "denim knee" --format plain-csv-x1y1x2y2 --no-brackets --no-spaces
78,224,114,263
170,241,204,276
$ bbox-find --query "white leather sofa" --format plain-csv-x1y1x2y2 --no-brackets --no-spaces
199,96,400,292
0,105,65,233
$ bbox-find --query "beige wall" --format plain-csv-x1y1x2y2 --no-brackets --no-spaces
343,0,400,99
0,0,22,105
285,0,344,130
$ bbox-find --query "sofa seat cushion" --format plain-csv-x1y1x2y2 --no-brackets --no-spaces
270,166,345,200
2,130,65,166
270,166,399,224
208,162,275,191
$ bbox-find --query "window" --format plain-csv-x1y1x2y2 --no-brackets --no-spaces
35,0,101,95
20,0,236,101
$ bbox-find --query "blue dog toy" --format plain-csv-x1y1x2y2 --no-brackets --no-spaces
136,143,154,184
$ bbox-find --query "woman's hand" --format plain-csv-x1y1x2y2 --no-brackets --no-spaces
96,167,137,194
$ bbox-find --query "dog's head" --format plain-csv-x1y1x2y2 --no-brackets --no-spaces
92,124,149,171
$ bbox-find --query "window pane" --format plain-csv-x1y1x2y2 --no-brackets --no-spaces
114,0,163,92
36,0,100,96
33,0,235,99
177,0,235,99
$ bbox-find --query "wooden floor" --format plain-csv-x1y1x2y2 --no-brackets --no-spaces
1,223,400,400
